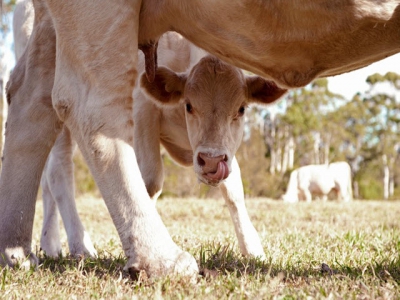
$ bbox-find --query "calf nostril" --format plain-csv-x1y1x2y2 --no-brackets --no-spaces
197,154,205,166
223,155,228,162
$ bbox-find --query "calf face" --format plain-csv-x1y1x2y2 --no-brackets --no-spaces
141,55,286,186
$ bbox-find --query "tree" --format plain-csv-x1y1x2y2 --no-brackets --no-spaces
363,73,400,199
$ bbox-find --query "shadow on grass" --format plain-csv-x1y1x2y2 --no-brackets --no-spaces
36,244,400,284
38,251,129,280
198,242,400,283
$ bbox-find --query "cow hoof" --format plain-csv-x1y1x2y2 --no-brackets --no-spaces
125,250,199,280
82,231,98,258
173,251,199,277
40,241,62,258
3,248,38,270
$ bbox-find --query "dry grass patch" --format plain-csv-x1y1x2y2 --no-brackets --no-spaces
1,196,399,299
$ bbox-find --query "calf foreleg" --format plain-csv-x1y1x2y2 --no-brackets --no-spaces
219,157,265,258
41,127,96,258
133,97,163,203
40,169,62,257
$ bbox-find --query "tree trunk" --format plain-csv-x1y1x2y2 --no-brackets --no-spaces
383,154,389,200
281,127,289,173
275,130,282,173
288,135,295,169
323,133,331,165
353,181,359,199
313,132,320,164
265,115,276,174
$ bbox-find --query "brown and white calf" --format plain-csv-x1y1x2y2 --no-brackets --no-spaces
1,0,399,277
135,54,286,258
39,37,285,259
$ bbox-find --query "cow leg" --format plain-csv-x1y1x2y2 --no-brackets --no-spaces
300,186,312,202
46,0,198,277
133,95,163,203
40,164,62,257
219,157,265,258
0,1,61,268
41,127,97,258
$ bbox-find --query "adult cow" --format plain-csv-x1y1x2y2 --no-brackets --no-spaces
1,0,399,278
282,162,353,203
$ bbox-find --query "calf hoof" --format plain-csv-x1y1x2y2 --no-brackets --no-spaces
69,231,98,258
2,248,38,270
40,240,62,258
244,242,266,260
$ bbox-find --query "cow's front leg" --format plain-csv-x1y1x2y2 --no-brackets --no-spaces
41,127,97,258
219,157,265,258
302,188,313,202
0,1,61,268
47,0,198,278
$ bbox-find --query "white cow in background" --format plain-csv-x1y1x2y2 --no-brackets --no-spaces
282,162,353,203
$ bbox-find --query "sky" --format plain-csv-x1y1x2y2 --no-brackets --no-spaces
327,53,400,99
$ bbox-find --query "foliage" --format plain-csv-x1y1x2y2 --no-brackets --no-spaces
73,151,100,197
1,0,16,35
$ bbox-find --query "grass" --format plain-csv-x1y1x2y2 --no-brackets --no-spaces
1,196,400,299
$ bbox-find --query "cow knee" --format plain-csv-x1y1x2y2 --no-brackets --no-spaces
52,85,73,122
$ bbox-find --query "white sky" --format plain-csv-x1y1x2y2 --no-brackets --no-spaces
327,53,400,99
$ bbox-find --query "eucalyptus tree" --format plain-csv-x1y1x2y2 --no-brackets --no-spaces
280,78,344,167
363,72,400,199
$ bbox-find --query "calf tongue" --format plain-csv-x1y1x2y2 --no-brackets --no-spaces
206,161,229,181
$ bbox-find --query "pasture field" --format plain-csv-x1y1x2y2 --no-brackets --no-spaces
1,196,400,299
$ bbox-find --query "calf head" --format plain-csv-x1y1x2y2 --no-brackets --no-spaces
141,55,286,186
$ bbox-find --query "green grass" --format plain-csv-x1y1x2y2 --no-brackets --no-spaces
1,196,400,299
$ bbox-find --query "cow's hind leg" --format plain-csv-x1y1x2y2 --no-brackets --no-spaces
0,1,61,268
41,127,97,258
46,0,198,278
219,157,265,258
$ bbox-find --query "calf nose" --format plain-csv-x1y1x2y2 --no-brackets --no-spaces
197,152,229,181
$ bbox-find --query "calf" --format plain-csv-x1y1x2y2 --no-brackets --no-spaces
39,34,286,259
136,54,286,257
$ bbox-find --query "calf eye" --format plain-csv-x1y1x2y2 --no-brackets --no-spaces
233,105,246,120
238,106,246,116
186,103,193,114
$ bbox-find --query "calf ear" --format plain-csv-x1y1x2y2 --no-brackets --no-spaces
246,76,287,105
140,66,187,104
